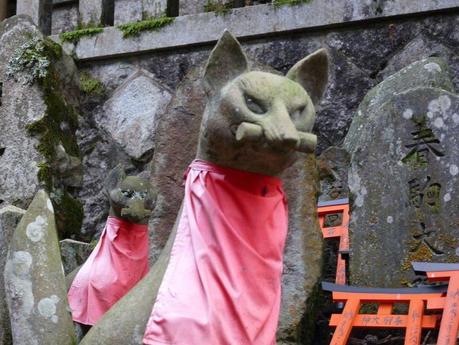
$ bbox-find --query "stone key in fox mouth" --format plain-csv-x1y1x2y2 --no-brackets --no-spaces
235,122,317,153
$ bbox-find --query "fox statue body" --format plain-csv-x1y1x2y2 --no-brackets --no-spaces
68,166,156,330
80,31,328,345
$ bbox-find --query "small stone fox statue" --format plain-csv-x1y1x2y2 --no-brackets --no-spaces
80,30,328,345
67,165,156,333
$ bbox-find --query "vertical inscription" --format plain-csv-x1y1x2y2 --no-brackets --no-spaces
402,115,445,259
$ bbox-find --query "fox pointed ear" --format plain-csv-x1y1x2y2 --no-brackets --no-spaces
203,30,249,95
287,48,329,106
104,164,126,194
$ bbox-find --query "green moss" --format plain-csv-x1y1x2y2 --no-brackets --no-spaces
80,72,105,96
60,27,104,44
50,189,84,239
401,244,433,271
204,0,233,15
117,16,174,38
8,36,83,238
273,0,312,7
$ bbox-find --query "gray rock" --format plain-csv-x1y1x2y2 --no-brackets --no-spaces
4,190,76,345
114,0,142,25
315,48,376,152
317,146,350,202
79,0,107,27
143,0,167,18
59,239,92,274
0,16,83,238
179,0,207,15
345,58,454,155
51,2,78,35
98,69,172,161
16,0,52,34
379,34,459,92
0,16,47,207
344,58,459,287
0,205,25,345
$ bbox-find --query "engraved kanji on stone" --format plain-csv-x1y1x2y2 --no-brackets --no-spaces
402,121,444,165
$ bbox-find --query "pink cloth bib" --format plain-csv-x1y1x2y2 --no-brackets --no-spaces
143,160,288,345
68,216,149,325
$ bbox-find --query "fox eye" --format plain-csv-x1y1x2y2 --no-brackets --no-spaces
290,105,306,122
244,94,266,115
121,190,134,198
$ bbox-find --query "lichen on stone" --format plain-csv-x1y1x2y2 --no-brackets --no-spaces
60,27,104,44
6,37,61,84
6,36,83,238
117,16,174,38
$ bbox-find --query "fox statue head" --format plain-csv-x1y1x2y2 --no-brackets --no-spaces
196,31,328,176
104,165,157,224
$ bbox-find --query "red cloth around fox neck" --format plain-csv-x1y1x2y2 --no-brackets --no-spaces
68,216,149,325
143,159,288,345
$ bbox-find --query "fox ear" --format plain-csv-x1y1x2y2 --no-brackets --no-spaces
203,30,249,95
104,164,126,193
286,48,329,106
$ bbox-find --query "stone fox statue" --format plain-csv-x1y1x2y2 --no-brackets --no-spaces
68,165,156,329
80,30,328,345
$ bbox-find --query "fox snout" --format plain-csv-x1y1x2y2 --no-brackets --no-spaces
235,122,317,153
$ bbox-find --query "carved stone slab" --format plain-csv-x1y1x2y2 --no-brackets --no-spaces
99,69,172,161
344,58,459,287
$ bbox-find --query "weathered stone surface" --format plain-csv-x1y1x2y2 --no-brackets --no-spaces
317,146,350,202
0,16,46,207
0,205,25,345
0,16,83,238
51,1,459,62
314,48,376,152
143,0,167,18
114,0,142,25
98,69,172,161
4,190,76,345
344,58,459,287
179,0,206,15
79,0,104,26
379,34,459,92
51,2,78,35
59,239,92,274
16,0,52,34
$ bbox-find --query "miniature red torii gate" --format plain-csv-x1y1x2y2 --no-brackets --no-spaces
318,198,350,285
412,262,459,345
322,281,446,345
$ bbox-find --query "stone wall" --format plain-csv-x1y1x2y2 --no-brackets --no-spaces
65,4,458,343
2,1,459,344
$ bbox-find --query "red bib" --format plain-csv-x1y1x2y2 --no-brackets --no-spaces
68,216,149,325
143,160,288,345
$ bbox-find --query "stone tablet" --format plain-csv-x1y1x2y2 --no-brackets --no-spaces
99,69,172,161
4,190,76,345
344,58,459,287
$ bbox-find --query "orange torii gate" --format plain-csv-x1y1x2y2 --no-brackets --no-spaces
322,282,446,345
318,199,350,285
412,262,459,345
